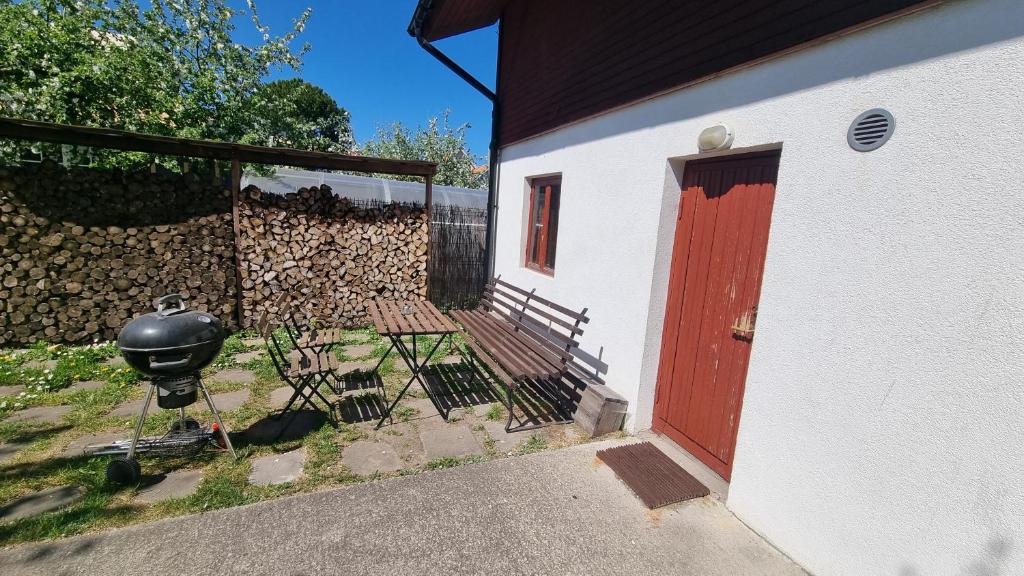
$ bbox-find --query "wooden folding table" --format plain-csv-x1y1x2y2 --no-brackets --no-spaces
367,299,459,428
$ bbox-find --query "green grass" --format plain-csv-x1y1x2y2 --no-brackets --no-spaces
484,403,504,421
516,435,547,455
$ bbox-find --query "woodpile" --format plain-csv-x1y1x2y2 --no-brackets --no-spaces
238,184,428,328
0,163,429,346
0,161,237,346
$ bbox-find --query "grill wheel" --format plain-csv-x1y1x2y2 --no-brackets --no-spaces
106,456,141,486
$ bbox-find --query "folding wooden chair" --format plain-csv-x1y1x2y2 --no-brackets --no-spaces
256,311,339,434
273,292,347,355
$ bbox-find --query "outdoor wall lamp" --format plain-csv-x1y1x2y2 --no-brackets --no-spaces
698,124,734,152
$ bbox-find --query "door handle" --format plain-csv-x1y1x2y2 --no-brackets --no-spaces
731,307,758,339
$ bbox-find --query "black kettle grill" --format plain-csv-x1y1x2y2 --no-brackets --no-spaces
105,294,237,485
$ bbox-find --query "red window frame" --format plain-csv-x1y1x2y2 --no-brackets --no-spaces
525,176,560,275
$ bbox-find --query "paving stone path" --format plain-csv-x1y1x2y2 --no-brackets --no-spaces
134,469,204,504
0,485,85,522
483,421,533,453
341,343,377,359
61,432,124,458
0,384,25,397
109,398,146,418
23,359,58,371
0,440,28,464
203,389,250,412
394,398,440,424
342,440,404,476
419,425,483,460
336,360,376,375
243,411,326,444
241,338,264,347
3,404,71,425
102,356,126,367
249,448,305,486
210,369,256,385
232,351,263,364
269,386,294,409
63,380,104,394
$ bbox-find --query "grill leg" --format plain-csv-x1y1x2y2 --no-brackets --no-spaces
199,379,237,459
126,383,156,460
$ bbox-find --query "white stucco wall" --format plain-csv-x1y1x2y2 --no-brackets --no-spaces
491,0,1024,574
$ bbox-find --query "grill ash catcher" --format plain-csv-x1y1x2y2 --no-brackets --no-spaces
101,294,237,485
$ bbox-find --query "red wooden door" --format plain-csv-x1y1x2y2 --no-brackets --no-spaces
653,151,780,481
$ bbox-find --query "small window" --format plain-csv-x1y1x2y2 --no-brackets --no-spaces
525,176,560,274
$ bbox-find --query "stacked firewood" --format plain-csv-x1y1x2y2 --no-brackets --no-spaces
237,184,429,328
0,162,237,345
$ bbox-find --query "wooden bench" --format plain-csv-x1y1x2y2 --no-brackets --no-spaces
450,277,589,432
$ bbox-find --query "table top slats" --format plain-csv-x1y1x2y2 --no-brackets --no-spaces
371,299,456,336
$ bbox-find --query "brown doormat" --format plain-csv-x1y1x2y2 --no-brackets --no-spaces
596,442,709,509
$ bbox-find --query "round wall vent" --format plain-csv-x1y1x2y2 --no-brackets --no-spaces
847,108,895,152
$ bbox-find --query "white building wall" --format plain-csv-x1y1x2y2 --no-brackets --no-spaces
492,1,1024,574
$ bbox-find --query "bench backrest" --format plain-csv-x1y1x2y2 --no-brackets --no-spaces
480,277,589,370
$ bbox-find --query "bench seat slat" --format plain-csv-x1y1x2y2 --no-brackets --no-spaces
476,309,570,369
454,325,517,387
459,309,563,378
452,310,556,380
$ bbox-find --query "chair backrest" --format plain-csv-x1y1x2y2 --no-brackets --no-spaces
479,277,589,370
264,330,294,381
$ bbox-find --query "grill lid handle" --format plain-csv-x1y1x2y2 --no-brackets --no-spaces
155,294,188,316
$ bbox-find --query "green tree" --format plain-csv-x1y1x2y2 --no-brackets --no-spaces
241,79,353,153
361,111,486,189
0,0,312,167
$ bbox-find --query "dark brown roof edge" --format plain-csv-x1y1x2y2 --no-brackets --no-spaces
0,117,437,177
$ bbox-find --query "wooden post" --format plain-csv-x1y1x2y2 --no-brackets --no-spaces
424,173,433,298
230,159,245,328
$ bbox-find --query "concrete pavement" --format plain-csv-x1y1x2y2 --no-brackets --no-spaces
0,438,806,576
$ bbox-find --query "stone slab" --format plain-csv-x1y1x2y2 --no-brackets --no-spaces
3,404,71,425
61,432,125,459
249,449,305,486
269,386,295,409
483,421,535,453
210,369,256,385
0,384,25,397
419,425,483,461
102,356,126,367
398,397,442,424
64,380,105,394
244,411,326,444
241,338,264,347
134,469,204,504
23,359,58,371
0,440,28,464
336,361,376,375
109,398,147,418
232,351,263,364
341,343,377,359
342,440,405,476
203,389,250,412
0,485,85,522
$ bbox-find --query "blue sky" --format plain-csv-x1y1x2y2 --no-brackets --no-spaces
230,1,498,160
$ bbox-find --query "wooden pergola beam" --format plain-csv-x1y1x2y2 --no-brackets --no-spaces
0,117,437,177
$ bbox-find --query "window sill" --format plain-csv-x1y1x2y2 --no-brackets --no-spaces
524,263,555,277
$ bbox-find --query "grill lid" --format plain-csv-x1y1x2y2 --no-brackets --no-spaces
117,294,224,352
